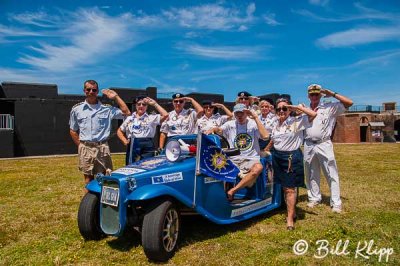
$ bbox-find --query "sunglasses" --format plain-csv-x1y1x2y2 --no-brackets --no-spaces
309,93,320,97
136,102,148,106
85,88,98,93
276,106,289,112
238,97,249,101
173,100,184,104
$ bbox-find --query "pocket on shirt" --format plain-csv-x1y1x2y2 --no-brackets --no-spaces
77,116,88,127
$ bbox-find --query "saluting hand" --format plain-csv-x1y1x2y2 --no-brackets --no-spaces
244,109,257,119
101,89,118,100
211,103,224,108
320,88,334,97
145,97,157,106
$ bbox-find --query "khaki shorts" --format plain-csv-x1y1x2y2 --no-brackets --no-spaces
78,142,113,175
231,157,261,187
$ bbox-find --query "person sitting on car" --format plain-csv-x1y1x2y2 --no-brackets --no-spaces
117,96,168,164
195,100,233,133
205,103,269,201
159,93,203,149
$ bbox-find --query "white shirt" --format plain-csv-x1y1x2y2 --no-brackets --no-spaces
195,113,228,133
220,118,261,160
259,113,278,133
119,112,161,139
271,115,310,151
305,101,345,141
160,108,197,136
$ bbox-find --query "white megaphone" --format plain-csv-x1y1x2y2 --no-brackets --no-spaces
165,139,196,162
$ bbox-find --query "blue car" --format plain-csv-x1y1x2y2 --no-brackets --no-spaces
77,134,283,262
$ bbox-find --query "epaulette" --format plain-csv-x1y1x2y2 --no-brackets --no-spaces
72,102,84,109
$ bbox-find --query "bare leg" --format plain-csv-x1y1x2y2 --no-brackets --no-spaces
227,163,263,200
284,187,297,227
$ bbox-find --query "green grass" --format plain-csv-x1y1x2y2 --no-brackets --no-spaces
1,144,399,265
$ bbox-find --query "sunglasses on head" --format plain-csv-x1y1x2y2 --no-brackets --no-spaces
173,100,184,104
85,88,98,93
276,106,288,112
239,97,249,101
136,102,147,106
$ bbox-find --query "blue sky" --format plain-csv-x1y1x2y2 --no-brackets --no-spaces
1,0,399,105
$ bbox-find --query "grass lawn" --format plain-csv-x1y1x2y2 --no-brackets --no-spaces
0,144,399,265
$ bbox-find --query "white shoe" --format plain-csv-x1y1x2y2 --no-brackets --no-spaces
332,206,342,213
307,201,320,208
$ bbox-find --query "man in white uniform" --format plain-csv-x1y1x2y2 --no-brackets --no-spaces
195,100,232,133
304,84,353,213
206,103,269,201
159,93,203,149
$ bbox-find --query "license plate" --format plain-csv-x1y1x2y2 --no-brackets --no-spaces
101,186,120,207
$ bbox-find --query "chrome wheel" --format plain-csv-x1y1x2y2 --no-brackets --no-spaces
162,208,179,252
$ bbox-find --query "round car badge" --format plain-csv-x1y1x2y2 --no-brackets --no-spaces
234,133,253,151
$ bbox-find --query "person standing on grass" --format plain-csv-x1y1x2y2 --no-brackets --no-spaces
304,84,353,213
69,80,130,188
117,96,168,164
271,98,317,230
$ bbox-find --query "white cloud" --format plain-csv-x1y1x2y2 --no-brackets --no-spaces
316,27,400,48
162,2,256,31
294,3,400,23
15,9,146,71
308,0,330,7
178,44,266,60
9,11,60,28
263,13,282,26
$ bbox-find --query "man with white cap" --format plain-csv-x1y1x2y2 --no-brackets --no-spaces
206,103,269,201
304,84,353,213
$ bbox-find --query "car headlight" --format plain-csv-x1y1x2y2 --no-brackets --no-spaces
126,176,137,191
95,173,104,185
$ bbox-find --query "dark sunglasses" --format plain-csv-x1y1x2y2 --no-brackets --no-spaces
173,100,184,104
85,88,98,92
276,106,288,112
136,102,148,106
238,97,249,101
309,93,320,97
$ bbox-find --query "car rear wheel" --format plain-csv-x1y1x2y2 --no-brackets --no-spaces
77,192,104,240
141,200,180,262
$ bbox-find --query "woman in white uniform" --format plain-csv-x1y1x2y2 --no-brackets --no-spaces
195,100,233,133
117,96,168,164
271,98,317,230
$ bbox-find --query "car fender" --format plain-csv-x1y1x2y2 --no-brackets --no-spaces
126,184,193,207
86,179,101,193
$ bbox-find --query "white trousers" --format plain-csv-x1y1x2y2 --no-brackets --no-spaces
304,140,342,208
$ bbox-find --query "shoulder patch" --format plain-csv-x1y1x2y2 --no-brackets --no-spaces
72,102,84,109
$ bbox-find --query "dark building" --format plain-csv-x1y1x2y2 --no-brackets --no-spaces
0,81,287,158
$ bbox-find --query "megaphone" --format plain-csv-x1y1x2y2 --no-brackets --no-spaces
165,139,196,162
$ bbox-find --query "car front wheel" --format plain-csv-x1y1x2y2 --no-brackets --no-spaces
77,192,104,240
141,200,180,262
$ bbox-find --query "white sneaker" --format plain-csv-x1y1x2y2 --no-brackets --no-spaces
332,206,342,213
307,201,320,208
